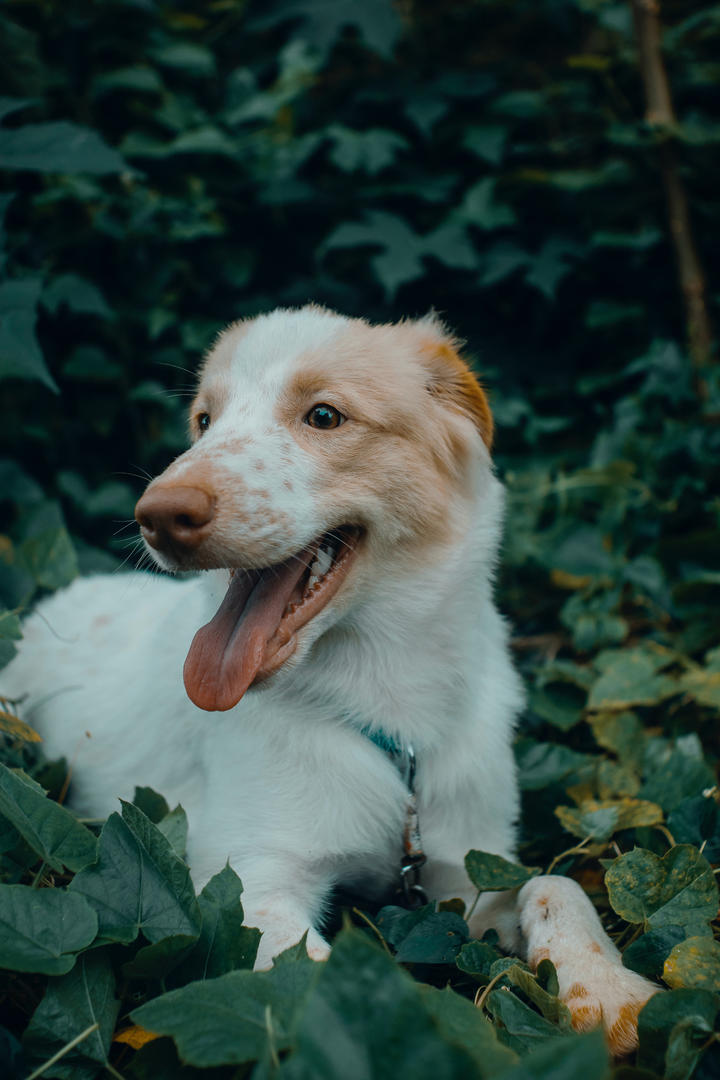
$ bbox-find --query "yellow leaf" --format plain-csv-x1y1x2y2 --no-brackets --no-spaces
550,569,592,590
113,1024,160,1050
0,708,42,743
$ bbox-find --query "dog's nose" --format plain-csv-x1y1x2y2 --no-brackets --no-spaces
135,485,215,551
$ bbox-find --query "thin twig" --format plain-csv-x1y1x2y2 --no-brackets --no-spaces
351,907,392,955
630,0,714,373
25,1023,100,1080
474,969,508,1012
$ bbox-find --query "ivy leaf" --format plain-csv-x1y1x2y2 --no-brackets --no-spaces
42,274,113,319
251,0,402,59
604,845,718,937
587,647,678,711
462,124,508,165
286,929,481,1078
326,125,409,175
171,865,260,984
70,801,201,952
132,938,319,1067
418,985,516,1073
663,937,720,991
457,178,516,230
0,885,97,975
465,851,540,891
322,211,424,298
0,121,125,174
498,1028,609,1080
524,238,582,300
623,926,686,978
555,798,663,842
23,950,119,1079
637,989,719,1079
0,278,58,392
668,795,720,862
0,764,97,872
485,987,565,1054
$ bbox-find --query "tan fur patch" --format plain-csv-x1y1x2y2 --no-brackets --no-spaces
566,983,589,999
590,941,603,955
569,1002,602,1032
608,1000,643,1057
420,339,494,449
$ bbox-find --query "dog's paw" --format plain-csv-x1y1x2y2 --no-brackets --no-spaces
519,875,660,1056
559,956,658,1055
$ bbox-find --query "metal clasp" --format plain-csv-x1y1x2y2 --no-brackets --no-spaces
396,744,428,909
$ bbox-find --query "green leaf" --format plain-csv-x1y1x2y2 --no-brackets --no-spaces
640,734,716,812
70,801,201,950
604,845,718,936
637,989,719,1079
132,786,169,824
393,911,469,964
668,795,720,862
132,937,319,1067
0,764,97,872
42,274,112,319
251,0,402,59
0,121,125,173
465,851,540,892
23,950,119,1078
587,647,677,711
171,865,260,983
286,930,480,1078
326,125,409,175
457,178,516,230
456,939,501,979
462,124,508,165
485,987,565,1054
22,524,78,591
623,926,686,978
322,211,424,298
503,964,572,1028
418,984,516,1073
0,278,58,392
498,1028,609,1080
0,885,97,974
149,43,216,77
555,798,662,842
664,937,720,991
157,804,188,859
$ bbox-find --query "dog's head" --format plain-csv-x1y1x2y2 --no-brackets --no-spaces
135,306,493,711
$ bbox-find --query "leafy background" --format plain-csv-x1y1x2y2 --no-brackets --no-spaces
0,0,718,1077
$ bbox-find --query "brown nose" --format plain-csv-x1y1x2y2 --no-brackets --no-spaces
135,485,215,552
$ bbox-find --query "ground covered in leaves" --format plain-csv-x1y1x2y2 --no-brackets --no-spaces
1,1,719,1078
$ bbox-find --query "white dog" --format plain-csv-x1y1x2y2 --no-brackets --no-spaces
2,306,656,1053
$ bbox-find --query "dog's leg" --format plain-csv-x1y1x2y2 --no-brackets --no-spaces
470,875,659,1056
243,894,330,970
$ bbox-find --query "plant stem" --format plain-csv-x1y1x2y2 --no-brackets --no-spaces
25,1022,100,1080
630,0,714,374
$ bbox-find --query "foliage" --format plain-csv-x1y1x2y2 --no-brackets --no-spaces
0,0,718,1077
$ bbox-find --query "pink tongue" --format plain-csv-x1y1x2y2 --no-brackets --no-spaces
183,554,311,711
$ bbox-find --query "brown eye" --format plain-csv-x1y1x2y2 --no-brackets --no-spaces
197,412,211,434
304,404,345,430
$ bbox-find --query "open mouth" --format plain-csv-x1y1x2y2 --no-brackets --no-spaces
183,526,362,711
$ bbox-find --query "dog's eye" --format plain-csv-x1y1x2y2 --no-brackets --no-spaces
305,404,345,430
197,413,211,434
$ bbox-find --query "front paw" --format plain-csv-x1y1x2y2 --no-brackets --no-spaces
519,875,660,1056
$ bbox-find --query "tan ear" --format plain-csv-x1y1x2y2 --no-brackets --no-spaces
419,333,494,450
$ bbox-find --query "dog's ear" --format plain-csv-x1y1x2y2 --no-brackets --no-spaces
416,316,494,450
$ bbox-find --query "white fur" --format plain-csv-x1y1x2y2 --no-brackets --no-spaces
1,306,657,1047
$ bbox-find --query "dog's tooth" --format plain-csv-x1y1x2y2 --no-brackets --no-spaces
313,548,333,579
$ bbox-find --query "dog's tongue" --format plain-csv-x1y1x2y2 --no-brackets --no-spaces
184,553,311,711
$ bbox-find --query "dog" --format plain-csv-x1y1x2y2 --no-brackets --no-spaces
2,306,657,1053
